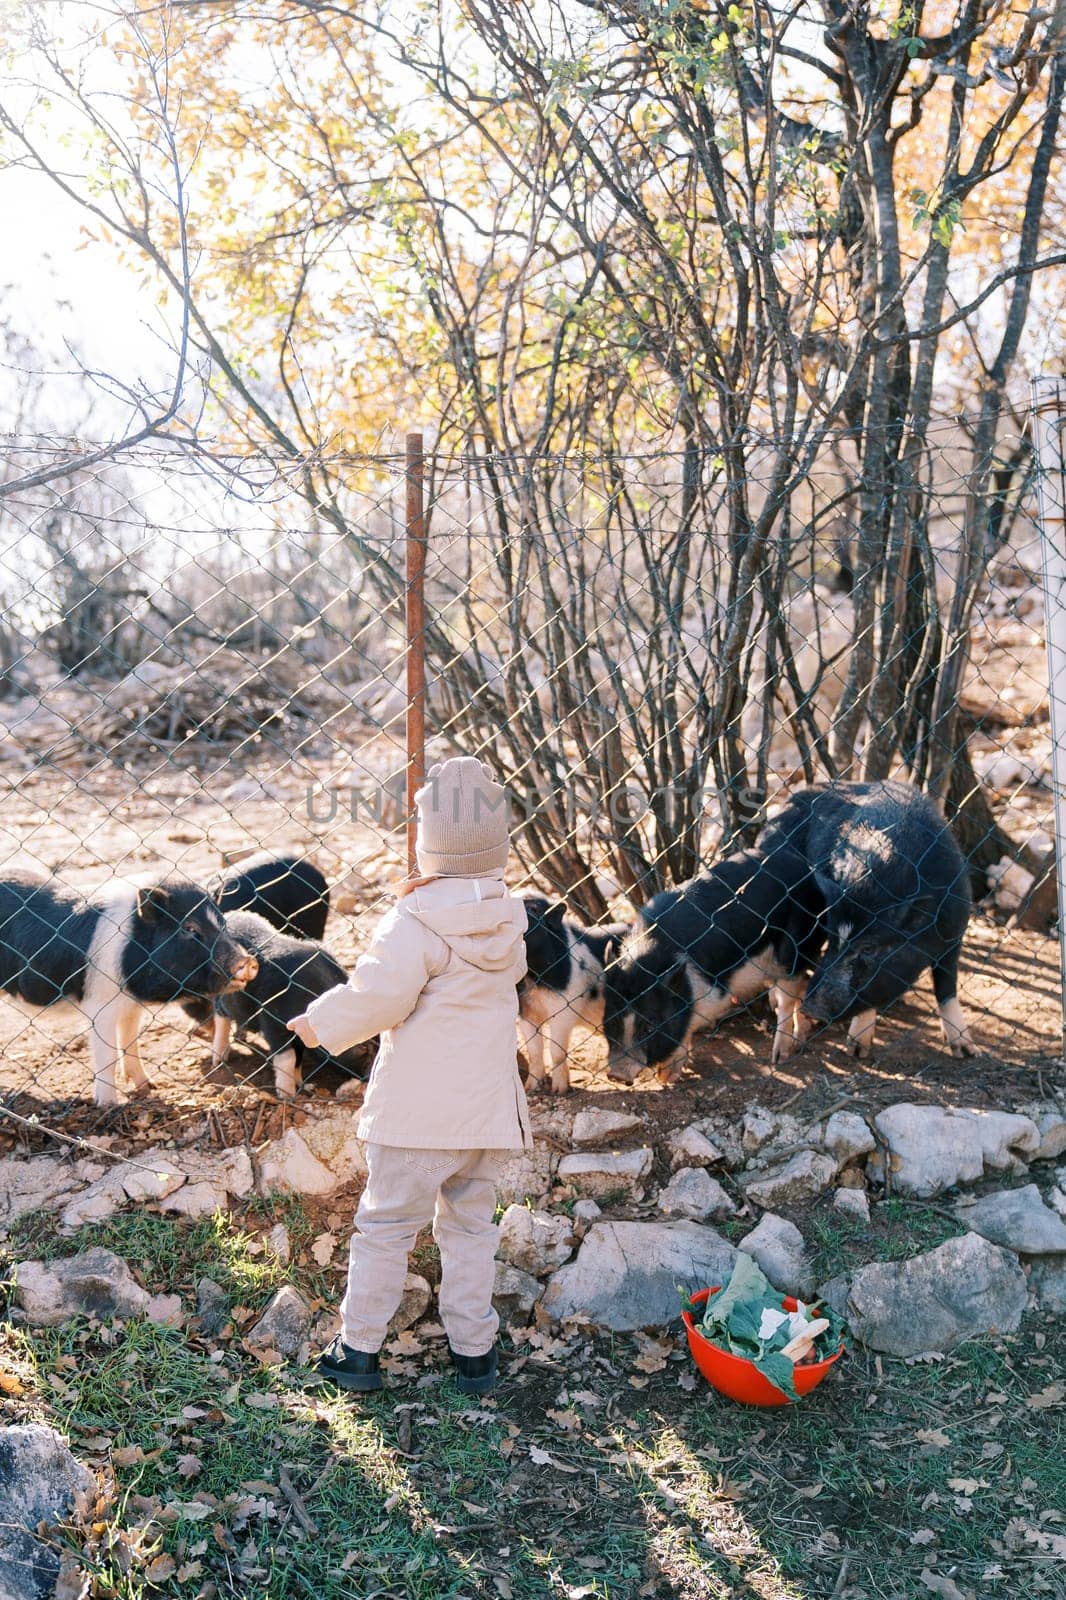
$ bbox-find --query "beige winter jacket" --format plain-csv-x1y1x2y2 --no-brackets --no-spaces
305,875,532,1150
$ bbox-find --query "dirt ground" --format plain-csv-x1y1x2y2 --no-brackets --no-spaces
0,729,1063,1165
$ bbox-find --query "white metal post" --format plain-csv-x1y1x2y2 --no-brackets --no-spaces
1032,374,1066,1055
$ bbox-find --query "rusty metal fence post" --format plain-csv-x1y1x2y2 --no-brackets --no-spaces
405,431,427,874
1032,374,1066,1055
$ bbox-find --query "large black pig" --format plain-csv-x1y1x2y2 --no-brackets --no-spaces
758,780,974,1058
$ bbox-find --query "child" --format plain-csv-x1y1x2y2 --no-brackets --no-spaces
288,756,531,1396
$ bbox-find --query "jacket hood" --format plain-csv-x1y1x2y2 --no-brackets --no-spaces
404,877,527,971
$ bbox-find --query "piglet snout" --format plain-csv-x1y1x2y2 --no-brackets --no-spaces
227,950,259,989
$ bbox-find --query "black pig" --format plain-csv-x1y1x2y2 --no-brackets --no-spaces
209,852,329,942
207,909,367,1097
602,847,823,1085
758,780,973,1057
0,871,257,1105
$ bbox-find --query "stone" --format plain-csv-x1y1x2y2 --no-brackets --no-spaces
556,1148,654,1200
739,1214,813,1298
668,1122,726,1170
846,1233,1027,1356
267,1223,291,1264
955,1184,1066,1256
816,1274,851,1320
833,1187,871,1223
497,1205,575,1275
526,1100,576,1145
195,1278,230,1339
656,1167,736,1222
159,1181,229,1220
14,1249,149,1326
245,1285,311,1359
541,1220,737,1331
493,1261,543,1320
296,1111,368,1186
59,1173,126,1228
146,1292,184,1327
872,1104,1041,1198
388,1273,432,1335
495,1147,558,1207
1028,1256,1066,1313
1050,1186,1066,1218
0,1157,84,1227
742,1149,837,1209
741,1106,779,1155
572,1199,602,1232
257,1129,339,1197
0,1424,94,1600
1018,1101,1066,1162
117,1148,187,1202
820,1111,876,1166
571,1108,643,1148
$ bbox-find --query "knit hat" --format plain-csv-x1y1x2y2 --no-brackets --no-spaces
415,757,510,877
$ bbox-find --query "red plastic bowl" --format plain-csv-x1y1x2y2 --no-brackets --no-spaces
682,1286,844,1407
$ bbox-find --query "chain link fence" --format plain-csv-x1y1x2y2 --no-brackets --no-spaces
0,409,1061,1164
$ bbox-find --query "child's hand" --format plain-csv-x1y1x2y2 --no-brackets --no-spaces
288,1013,320,1048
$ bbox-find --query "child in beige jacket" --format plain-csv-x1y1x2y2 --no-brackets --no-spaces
288,756,530,1396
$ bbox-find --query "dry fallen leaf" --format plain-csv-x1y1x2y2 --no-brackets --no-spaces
916,1428,951,1449
919,1571,969,1600
0,1372,25,1397
311,1231,338,1267
529,1445,556,1467
1025,1381,1064,1410
176,1454,203,1479
910,1529,937,1545
112,1445,145,1468
145,1553,177,1585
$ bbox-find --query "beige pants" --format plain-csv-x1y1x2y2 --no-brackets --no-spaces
340,1143,506,1357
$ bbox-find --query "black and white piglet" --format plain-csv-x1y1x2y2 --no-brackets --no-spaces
602,847,823,1084
758,780,973,1058
207,909,366,1098
518,894,628,1094
209,851,330,942
0,871,258,1105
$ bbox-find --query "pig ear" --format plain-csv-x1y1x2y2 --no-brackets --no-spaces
135,885,172,924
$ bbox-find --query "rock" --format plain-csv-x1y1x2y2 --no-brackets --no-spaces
572,1199,602,1234
146,1292,184,1327
1028,1256,1066,1313
59,1172,126,1228
741,1106,779,1155
257,1129,340,1197
739,1214,813,1298
267,1223,291,1264
159,1181,229,1220
955,1184,1066,1256
1050,1186,1066,1219
668,1122,726,1170
872,1104,1041,1198
557,1148,654,1200
817,1274,851,1320
14,1249,150,1326
656,1167,736,1223
571,1108,643,1148
846,1233,1027,1355
493,1261,543,1320
526,1100,576,1145
742,1150,837,1209
195,1278,230,1338
117,1148,187,1202
0,1157,84,1227
0,1424,94,1600
495,1148,558,1207
296,1111,368,1186
820,1112,876,1166
833,1187,871,1223
1018,1102,1066,1162
245,1285,311,1358
541,1220,737,1331
497,1205,575,1275
388,1273,432,1335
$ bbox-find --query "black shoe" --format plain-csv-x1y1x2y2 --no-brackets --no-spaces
450,1344,498,1396
315,1337,383,1392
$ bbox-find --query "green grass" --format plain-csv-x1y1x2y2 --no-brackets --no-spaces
2,1208,1065,1599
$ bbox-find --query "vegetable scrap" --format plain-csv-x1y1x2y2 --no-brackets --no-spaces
687,1254,847,1401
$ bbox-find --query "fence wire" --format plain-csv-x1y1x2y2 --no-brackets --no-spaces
0,418,1060,1172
